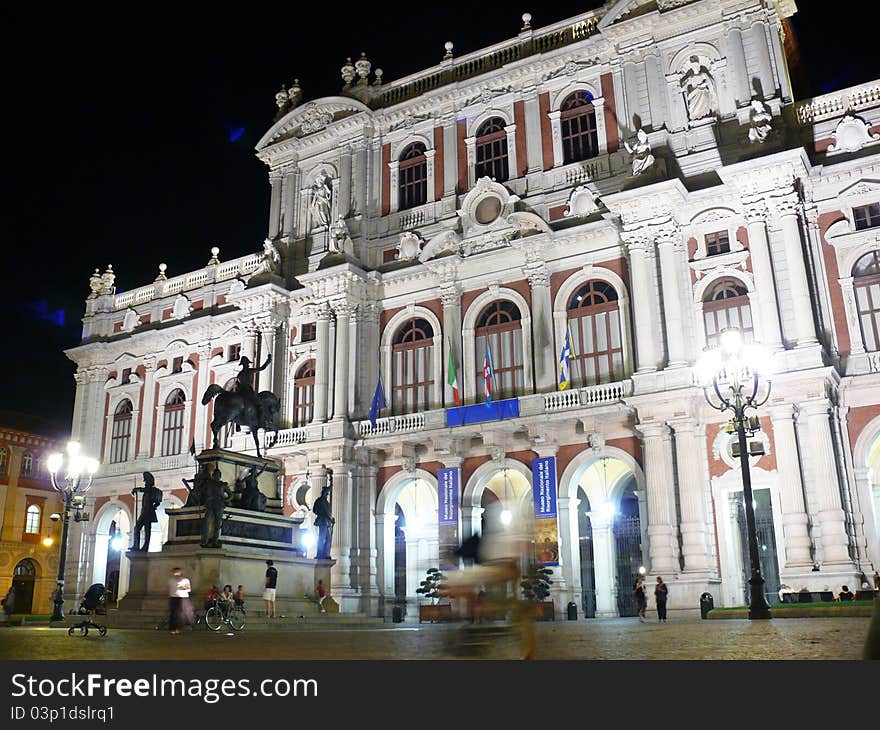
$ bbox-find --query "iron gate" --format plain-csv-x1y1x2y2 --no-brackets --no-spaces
579,515,597,619
614,514,643,617
735,491,781,607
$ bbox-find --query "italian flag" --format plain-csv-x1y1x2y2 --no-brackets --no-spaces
447,345,461,406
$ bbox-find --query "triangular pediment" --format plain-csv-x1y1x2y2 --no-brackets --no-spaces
837,178,880,198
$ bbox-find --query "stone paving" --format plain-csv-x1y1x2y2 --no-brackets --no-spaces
0,616,870,660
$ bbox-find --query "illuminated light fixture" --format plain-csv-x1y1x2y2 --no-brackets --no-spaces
638,565,647,576
110,536,126,552
42,537,54,548
301,530,316,549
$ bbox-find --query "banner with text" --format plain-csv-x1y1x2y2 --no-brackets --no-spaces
437,467,460,570
531,456,559,566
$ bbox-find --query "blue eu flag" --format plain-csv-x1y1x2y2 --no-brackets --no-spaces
369,376,387,427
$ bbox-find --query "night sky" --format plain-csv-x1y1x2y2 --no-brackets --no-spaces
1,2,875,435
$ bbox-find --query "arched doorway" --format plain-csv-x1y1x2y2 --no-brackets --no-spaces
92,504,132,601
613,490,643,617
577,488,596,618
12,558,38,615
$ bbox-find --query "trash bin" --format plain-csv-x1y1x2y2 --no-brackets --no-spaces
699,592,714,619
567,602,578,621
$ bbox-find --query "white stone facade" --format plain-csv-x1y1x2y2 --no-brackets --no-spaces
64,0,880,618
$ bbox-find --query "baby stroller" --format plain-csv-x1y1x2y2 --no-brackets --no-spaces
68,583,108,637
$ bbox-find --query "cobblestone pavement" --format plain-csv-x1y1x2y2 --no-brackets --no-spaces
0,616,870,660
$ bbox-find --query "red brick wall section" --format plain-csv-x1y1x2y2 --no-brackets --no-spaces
539,92,553,170
457,120,468,194
736,226,750,250
217,295,227,306
461,455,491,492
815,138,834,153
847,404,880,453
461,287,489,321
417,461,443,478
818,210,850,354
556,443,590,481
600,73,619,153
549,256,631,306
433,126,444,201
549,205,568,221
706,417,776,478
607,435,642,468
514,100,527,178
377,466,403,503
506,450,537,470
381,143,391,216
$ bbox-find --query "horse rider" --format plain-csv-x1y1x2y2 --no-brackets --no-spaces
234,353,271,401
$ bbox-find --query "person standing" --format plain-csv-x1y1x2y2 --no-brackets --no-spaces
264,560,278,618
633,577,648,623
654,577,669,622
168,567,194,634
316,579,327,613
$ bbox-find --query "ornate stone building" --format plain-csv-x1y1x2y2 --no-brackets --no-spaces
64,0,880,618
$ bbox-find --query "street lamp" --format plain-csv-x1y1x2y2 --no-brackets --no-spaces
46,441,99,622
697,328,773,620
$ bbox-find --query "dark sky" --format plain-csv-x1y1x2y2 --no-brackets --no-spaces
1,2,875,434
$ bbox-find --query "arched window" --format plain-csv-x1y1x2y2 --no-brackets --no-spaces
854,250,880,352
475,118,509,182
392,318,434,414
0,447,6,476
161,389,186,456
110,399,133,463
398,143,427,211
703,280,753,348
25,504,40,534
560,92,599,164
21,452,32,477
567,281,624,385
475,301,524,401
293,362,316,427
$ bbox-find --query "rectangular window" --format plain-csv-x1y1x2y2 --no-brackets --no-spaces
853,203,880,230
121,368,132,385
228,343,241,362
300,323,317,343
705,231,731,256
172,356,183,373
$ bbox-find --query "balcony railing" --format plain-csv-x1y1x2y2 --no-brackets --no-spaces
795,81,880,124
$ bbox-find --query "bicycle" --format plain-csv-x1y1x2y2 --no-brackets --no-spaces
204,598,245,632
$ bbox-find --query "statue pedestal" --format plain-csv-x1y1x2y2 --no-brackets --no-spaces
194,448,281,512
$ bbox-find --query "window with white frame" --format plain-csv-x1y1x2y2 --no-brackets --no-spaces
25,504,40,534
854,250,880,352
392,319,434,414
703,279,754,348
0,448,6,476
398,143,428,211
21,452,32,477
161,389,186,456
705,230,731,256
853,203,880,231
475,118,509,182
110,399,133,463
560,91,599,164
292,363,316,427
567,281,624,385
475,300,524,402
228,343,241,362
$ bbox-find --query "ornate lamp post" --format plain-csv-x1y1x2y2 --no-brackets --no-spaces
697,329,773,620
46,441,99,622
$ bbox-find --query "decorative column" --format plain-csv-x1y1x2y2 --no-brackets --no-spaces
625,234,659,372
638,422,677,575
70,370,88,442
388,160,400,214
852,467,880,568
766,404,815,568
800,400,852,565
267,173,282,240
656,226,688,367
313,303,332,424
589,510,618,617
440,278,461,407
464,136,476,187
724,25,751,107
771,192,818,346
838,277,866,355
526,261,555,390
548,110,563,167
749,21,776,99
669,419,710,573
338,147,352,220
257,320,279,395
355,452,379,600
282,166,299,238
329,462,355,603
504,124,518,180
192,344,212,452
523,90,544,174
136,358,156,459
743,199,783,349
332,302,352,420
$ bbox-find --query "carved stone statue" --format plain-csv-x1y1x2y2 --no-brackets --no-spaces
201,467,231,548
623,128,655,176
258,238,281,274
748,100,772,143
235,465,268,512
313,473,335,560
131,471,163,551
680,56,717,122
329,215,352,254
100,265,116,295
396,231,423,261
309,173,332,229
183,462,210,507
88,269,103,298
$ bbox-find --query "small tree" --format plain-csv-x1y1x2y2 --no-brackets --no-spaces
415,568,445,604
520,563,553,603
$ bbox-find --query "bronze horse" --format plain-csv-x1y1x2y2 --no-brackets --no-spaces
201,384,280,458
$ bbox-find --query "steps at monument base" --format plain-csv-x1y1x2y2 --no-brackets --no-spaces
54,610,387,631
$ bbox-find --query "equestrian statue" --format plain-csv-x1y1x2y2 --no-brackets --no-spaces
201,353,280,458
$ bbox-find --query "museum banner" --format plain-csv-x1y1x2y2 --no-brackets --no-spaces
531,456,559,566
437,467,460,570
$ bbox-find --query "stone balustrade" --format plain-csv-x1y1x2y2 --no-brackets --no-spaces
795,81,880,124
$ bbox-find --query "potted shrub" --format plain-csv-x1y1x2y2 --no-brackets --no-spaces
416,568,451,623
521,563,555,621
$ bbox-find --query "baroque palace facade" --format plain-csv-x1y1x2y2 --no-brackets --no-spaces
64,0,880,618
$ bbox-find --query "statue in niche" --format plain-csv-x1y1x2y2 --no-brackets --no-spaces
257,238,281,275
680,56,718,122
623,128,655,176
309,172,332,229
748,99,772,143
329,215,352,254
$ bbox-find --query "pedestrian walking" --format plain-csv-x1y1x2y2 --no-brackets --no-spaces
316,579,327,613
1,585,15,624
168,567,194,634
633,577,647,623
654,576,669,622
264,560,278,618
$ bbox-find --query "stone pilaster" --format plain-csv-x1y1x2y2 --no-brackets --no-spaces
331,302,353,420
526,262,555,390
313,303,332,424
669,418,711,573
743,199,783,349
656,225,687,367
637,422,677,575
625,235,658,372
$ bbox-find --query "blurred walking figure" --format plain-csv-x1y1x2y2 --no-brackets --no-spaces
654,577,668,622
316,579,327,613
633,577,648,623
168,567,194,634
